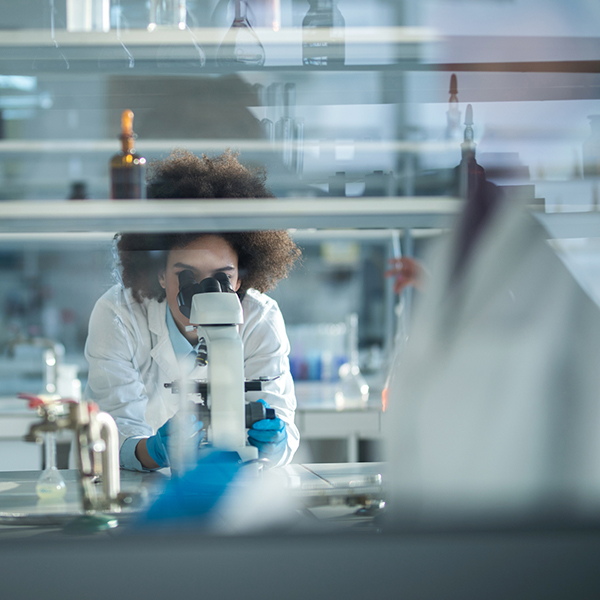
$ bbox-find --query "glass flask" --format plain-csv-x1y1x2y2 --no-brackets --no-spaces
36,431,67,501
217,0,266,67
335,314,369,410
148,0,187,30
302,0,345,67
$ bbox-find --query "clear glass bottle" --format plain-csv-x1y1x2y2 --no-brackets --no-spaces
302,0,345,67
217,0,266,67
110,110,147,200
583,115,600,179
67,0,111,32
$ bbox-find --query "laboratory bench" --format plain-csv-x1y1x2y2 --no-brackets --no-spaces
295,381,384,463
0,461,385,539
1,466,600,600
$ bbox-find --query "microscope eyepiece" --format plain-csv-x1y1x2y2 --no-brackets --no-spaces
197,277,222,293
177,271,235,319
213,271,234,293
176,269,199,318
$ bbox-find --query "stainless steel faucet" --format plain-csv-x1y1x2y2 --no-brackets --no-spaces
25,398,122,513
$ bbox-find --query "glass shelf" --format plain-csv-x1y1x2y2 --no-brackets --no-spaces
0,197,462,234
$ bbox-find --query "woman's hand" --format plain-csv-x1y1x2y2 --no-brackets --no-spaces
385,256,425,295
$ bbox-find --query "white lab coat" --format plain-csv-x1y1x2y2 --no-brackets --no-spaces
84,284,299,467
385,200,600,518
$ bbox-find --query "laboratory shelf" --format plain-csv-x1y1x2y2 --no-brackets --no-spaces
0,139,458,155
0,197,462,234
534,210,600,240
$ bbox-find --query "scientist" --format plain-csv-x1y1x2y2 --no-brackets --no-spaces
84,150,302,471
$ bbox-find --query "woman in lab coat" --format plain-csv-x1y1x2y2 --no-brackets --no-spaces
84,150,302,471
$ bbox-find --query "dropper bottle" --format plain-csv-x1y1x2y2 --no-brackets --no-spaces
110,109,147,200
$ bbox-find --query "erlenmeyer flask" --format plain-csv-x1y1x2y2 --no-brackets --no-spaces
217,0,265,67
334,313,369,410
36,431,67,501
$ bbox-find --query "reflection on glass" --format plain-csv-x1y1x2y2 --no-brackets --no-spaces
302,0,345,67
36,431,67,502
217,0,266,67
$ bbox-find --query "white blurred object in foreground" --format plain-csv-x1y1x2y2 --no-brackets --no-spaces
385,198,600,520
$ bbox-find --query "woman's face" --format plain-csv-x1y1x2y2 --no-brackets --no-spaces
158,234,241,338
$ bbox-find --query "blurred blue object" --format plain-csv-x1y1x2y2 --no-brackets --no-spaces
146,413,204,469
141,451,242,524
247,399,287,462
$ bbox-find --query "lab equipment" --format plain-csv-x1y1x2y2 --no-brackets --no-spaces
24,396,123,513
217,0,266,67
247,401,287,462
302,0,345,67
335,313,369,409
176,270,259,462
445,74,461,141
276,83,295,170
5,336,65,395
36,430,67,501
148,0,187,30
287,322,347,383
583,115,600,178
110,109,146,200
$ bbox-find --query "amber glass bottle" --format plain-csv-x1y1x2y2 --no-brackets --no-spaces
110,109,146,200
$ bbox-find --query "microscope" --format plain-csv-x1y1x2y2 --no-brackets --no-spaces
166,270,276,463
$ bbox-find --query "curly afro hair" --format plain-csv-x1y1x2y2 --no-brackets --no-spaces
117,150,301,303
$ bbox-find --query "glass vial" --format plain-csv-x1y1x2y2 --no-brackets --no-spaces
583,115,600,179
217,0,266,67
67,0,110,32
302,0,345,67
110,110,147,200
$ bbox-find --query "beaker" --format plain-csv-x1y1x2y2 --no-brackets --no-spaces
36,431,67,501
217,0,266,67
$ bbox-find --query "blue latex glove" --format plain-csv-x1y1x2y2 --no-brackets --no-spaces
146,413,204,469
140,451,242,526
247,399,287,463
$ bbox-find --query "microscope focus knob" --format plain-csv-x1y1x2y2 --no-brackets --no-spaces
245,401,276,428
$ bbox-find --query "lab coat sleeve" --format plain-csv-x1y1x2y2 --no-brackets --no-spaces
84,290,153,471
242,295,299,466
